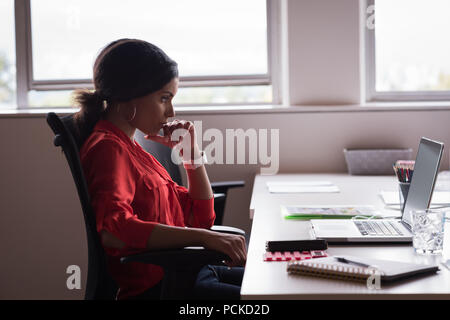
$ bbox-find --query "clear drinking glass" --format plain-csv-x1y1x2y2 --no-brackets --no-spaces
411,209,446,255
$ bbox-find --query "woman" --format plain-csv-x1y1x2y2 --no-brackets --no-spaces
75,39,246,300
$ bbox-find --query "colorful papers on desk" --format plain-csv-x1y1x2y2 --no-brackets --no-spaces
267,181,340,194
281,205,380,220
379,191,450,205
263,250,328,262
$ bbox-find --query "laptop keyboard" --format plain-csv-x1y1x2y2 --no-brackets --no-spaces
354,220,403,236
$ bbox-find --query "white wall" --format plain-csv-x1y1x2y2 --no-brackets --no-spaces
286,0,361,105
1,0,449,299
0,117,87,299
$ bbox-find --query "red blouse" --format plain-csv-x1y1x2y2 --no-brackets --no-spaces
80,119,215,299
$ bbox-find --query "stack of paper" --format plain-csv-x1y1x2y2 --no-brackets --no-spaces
379,191,450,205
436,171,450,191
266,181,340,194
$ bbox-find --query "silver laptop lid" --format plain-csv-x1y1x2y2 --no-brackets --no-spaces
402,137,444,227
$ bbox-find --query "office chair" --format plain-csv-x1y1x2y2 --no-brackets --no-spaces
46,112,244,300
135,132,245,225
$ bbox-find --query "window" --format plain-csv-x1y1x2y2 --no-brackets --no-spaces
366,0,450,101
12,0,274,108
0,0,16,108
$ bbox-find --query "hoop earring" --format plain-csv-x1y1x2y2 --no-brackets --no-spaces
127,104,137,122
117,103,136,122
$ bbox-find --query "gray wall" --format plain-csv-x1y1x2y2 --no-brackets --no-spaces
1,0,449,299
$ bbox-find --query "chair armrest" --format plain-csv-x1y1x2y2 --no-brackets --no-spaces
211,180,245,193
213,193,225,200
210,225,246,237
120,247,228,269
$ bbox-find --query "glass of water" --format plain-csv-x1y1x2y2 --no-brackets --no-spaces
411,209,446,255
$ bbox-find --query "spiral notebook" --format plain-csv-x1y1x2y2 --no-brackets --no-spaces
287,256,439,283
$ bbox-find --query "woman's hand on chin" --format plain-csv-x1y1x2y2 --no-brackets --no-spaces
144,119,199,152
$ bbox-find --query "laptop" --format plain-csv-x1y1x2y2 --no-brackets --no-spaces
311,137,444,243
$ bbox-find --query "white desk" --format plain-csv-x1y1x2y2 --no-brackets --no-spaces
241,174,450,299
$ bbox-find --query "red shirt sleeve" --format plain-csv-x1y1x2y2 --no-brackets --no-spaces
82,138,157,251
173,183,215,229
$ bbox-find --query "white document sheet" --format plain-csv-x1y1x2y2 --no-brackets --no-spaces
267,181,340,193
380,190,450,205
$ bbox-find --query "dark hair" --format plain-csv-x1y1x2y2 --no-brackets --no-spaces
73,39,178,147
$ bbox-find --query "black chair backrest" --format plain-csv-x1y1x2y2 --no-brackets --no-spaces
46,112,117,300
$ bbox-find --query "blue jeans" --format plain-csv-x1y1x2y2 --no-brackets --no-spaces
127,265,244,300
193,265,244,300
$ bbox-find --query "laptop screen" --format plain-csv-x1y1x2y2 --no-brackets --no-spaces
402,137,444,227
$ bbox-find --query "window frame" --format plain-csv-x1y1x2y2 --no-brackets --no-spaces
14,0,280,109
365,0,450,102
